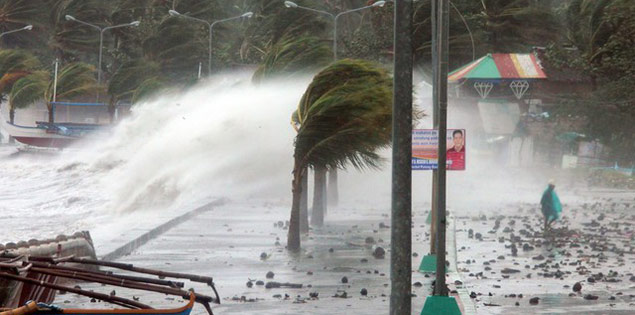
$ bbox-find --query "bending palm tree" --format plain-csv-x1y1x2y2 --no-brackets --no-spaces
0,49,41,123
9,62,98,123
288,59,392,251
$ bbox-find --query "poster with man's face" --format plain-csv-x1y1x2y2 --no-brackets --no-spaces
412,129,466,171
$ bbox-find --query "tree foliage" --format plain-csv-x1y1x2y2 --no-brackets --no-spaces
288,59,393,251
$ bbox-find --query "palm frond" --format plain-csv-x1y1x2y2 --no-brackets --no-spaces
294,59,393,171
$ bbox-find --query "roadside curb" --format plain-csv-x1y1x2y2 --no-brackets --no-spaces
446,213,477,315
100,198,226,261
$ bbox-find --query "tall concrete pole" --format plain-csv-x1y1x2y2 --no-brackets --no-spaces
430,0,439,255
390,0,413,314
433,0,450,297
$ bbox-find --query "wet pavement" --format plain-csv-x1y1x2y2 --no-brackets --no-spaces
453,189,635,314
54,200,438,314
51,189,635,314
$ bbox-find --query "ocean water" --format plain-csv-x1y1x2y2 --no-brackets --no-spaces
0,73,308,245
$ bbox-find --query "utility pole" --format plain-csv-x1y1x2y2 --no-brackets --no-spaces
430,0,439,256
434,0,450,297
421,1,461,313
390,0,413,314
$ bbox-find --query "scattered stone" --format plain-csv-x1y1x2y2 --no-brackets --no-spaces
341,276,348,284
365,237,375,244
373,247,386,259
360,288,368,296
573,282,582,292
529,297,540,305
255,280,264,286
532,255,545,261
584,294,599,300
246,281,253,288
266,271,275,279
260,252,268,260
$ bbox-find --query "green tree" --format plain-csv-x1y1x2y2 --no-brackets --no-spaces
9,62,98,123
252,35,332,83
288,59,393,251
0,49,41,122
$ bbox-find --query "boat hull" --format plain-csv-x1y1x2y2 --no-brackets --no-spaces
1,119,80,149
12,136,75,148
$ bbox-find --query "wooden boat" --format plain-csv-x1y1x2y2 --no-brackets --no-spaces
0,255,219,315
0,232,97,308
1,292,195,315
1,102,110,149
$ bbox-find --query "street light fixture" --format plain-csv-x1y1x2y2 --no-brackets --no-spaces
0,24,33,39
284,1,388,60
169,10,253,75
65,15,140,89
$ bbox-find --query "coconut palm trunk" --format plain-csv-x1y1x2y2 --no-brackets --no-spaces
327,168,339,207
300,166,309,233
47,103,54,124
288,157,305,252
311,165,327,227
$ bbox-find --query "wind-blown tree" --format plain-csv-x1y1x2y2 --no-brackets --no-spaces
106,58,162,120
9,62,98,123
0,0,46,48
252,35,332,83
7,70,47,123
0,50,41,122
474,0,560,53
547,0,635,164
48,0,113,61
548,0,621,87
288,59,393,252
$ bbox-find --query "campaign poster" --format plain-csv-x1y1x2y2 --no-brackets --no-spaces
412,129,466,171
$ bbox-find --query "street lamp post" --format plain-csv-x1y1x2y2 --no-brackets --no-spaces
284,0,386,60
169,10,253,75
0,24,33,39
65,15,140,88
0,25,33,49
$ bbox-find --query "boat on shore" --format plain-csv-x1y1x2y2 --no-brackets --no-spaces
1,291,196,315
1,101,128,149
0,253,220,315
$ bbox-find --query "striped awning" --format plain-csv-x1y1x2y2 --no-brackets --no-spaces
448,53,547,83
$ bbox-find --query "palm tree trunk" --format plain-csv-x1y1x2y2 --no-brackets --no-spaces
311,165,327,227
9,108,15,124
288,157,303,252
47,104,54,124
108,96,116,124
300,166,309,233
327,168,339,207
